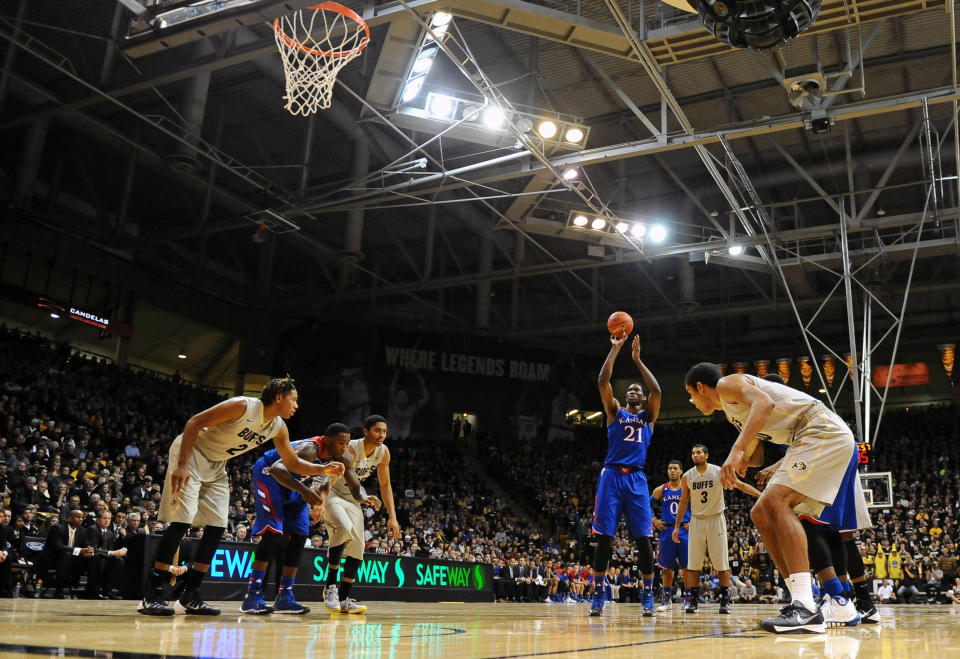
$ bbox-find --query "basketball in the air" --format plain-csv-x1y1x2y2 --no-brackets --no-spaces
607,311,633,338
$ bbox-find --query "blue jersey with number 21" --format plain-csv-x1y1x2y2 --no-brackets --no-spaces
604,407,652,468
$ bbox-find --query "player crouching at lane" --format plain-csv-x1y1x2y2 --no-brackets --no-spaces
241,424,351,615
320,422,385,615
138,377,343,617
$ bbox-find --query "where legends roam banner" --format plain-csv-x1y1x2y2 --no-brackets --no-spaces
135,537,494,603
384,345,550,382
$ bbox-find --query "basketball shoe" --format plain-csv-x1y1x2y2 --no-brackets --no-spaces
759,601,826,634
178,588,221,616
856,601,881,624
641,587,655,617
820,594,860,627
340,598,367,614
589,589,605,616
275,589,310,614
138,586,175,617
240,591,274,615
324,584,341,612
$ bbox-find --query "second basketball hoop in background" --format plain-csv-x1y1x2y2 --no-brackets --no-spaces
273,2,371,116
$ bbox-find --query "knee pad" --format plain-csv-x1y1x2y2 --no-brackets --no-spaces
844,539,866,579
255,532,279,565
342,556,362,580
635,536,654,574
592,535,613,574
801,519,833,574
283,535,306,568
826,528,847,577
327,542,347,566
194,526,226,566
154,522,190,564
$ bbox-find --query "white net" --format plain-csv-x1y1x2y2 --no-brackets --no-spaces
273,2,370,116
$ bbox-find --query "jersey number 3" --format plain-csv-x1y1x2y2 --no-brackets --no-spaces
700,491,709,504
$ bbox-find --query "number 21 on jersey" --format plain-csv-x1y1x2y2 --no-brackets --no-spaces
622,425,644,443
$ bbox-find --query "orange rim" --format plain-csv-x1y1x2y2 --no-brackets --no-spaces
273,1,371,58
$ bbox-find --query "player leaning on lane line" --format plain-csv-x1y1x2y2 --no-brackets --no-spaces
242,424,353,615
138,377,344,617
685,362,858,634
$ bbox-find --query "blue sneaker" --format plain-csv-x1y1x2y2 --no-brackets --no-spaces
274,589,310,615
589,590,605,616
240,591,274,615
641,588,655,617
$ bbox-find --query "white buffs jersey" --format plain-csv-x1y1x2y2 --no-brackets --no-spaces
720,374,820,446
684,464,725,516
330,438,386,499
191,397,284,462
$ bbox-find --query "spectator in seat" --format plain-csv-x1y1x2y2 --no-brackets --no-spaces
739,578,758,603
41,509,94,598
877,579,896,603
85,510,127,599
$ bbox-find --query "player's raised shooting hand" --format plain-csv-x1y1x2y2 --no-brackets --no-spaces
609,334,627,349
363,495,382,511
631,335,641,362
322,462,345,479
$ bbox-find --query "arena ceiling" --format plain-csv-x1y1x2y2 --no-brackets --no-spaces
1,0,959,375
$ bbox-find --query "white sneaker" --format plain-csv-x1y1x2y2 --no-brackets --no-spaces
821,594,861,627
340,597,367,614
656,603,669,612
323,584,340,613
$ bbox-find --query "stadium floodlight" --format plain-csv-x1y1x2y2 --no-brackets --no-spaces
630,223,647,239
591,218,606,230
401,77,425,103
572,215,589,227
481,106,506,128
425,92,457,119
728,244,745,256
649,223,668,243
562,168,579,181
411,48,437,75
564,127,584,143
426,11,452,40
615,222,629,233
537,120,558,139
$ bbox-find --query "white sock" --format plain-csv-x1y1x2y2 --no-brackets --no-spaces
789,572,816,612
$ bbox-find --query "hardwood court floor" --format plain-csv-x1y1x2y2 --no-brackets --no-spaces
0,599,957,658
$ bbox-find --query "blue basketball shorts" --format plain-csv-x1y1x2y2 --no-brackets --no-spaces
251,458,309,537
657,528,689,571
592,466,653,538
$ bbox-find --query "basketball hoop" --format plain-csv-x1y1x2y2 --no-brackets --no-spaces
273,2,371,116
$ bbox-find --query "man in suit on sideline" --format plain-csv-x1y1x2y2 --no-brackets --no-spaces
86,510,128,599
41,509,94,598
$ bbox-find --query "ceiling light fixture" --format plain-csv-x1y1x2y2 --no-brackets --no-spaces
564,127,584,143
537,120,558,139
728,244,744,256
562,168,579,181
649,223,668,244
630,223,647,239
615,222,629,233
572,215,589,227
591,218,606,230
